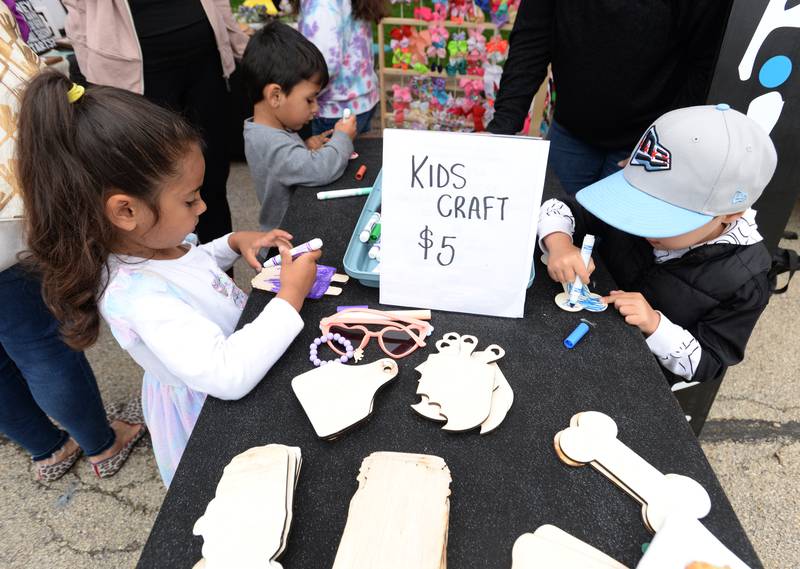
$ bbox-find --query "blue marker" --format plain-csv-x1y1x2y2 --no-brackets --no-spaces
564,322,590,349
568,234,595,307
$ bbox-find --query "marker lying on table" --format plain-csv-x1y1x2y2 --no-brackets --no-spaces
568,234,596,307
316,187,371,200
262,238,323,267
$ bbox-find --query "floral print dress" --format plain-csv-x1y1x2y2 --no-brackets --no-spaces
299,0,379,118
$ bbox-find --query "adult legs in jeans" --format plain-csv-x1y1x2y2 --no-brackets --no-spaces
144,53,233,243
0,264,148,481
547,121,630,195
0,265,145,479
311,105,377,136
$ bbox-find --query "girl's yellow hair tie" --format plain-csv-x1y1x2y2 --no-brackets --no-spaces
66,83,85,104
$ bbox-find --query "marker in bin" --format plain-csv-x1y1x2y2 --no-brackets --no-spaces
359,212,380,243
262,238,323,267
568,234,595,307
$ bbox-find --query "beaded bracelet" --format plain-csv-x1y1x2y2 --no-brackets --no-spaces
309,333,354,367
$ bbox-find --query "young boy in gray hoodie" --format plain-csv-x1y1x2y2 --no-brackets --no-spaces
242,21,357,231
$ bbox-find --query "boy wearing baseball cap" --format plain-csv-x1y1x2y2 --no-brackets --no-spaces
539,104,777,385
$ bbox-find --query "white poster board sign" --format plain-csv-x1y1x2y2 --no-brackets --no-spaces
379,130,549,318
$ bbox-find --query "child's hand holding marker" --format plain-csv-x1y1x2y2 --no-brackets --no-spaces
229,229,294,271
542,232,596,286
335,108,357,140
603,291,661,336
275,244,321,312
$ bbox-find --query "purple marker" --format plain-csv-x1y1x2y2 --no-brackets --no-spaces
262,238,323,267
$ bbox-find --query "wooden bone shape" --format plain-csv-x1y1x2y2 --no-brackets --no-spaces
554,411,711,532
414,333,503,432
292,359,399,439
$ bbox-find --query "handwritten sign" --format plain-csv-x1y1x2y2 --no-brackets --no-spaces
379,130,550,318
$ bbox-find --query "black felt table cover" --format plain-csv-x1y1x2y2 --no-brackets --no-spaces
138,139,761,569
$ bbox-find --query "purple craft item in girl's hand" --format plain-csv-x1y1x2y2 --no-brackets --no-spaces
251,264,349,299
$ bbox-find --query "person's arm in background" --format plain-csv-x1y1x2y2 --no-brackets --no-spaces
487,0,554,135
298,0,344,87
672,0,733,108
213,0,250,57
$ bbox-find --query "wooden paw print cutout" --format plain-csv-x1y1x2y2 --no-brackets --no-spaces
554,411,711,533
412,332,513,433
192,444,301,569
292,359,399,439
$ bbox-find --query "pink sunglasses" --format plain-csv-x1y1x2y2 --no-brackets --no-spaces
319,308,433,359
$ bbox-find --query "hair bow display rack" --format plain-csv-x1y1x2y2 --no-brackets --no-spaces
377,15,513,132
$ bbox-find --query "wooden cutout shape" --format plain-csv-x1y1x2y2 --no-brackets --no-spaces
637,515,751,569
333,452,451,569
292,359,399,439
477,346,513,434
512,525,629,568
415,333,502,432
413,345,513,434
554,411,711,533
193,445,301,569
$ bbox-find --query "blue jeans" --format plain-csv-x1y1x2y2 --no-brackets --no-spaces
0,265,115,460
312,105,376,136
547,121,631,195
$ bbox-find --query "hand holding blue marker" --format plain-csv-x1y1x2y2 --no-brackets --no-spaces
262,238,323,267
568,234,595,307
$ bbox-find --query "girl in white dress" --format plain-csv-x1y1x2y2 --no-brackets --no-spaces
17,71,319,486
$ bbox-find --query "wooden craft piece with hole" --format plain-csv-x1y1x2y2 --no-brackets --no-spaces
554,411,711,532
193,445,301,569
412,333,507,432
413,344,513,434
511,525,629,568
292,359,398,439
332,452,451,569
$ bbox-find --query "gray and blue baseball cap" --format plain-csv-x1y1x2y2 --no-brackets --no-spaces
576,104,778,238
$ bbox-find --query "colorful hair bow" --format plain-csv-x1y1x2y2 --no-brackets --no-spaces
408,28,432,64
414,6,433,21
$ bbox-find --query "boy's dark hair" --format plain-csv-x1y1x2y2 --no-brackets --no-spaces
242,21,329,104
17,70,201,350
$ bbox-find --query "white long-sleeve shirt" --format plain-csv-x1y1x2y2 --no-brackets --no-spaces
99,234,303,400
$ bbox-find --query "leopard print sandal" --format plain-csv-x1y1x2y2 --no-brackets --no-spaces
35,441,82,482
89,423,146,479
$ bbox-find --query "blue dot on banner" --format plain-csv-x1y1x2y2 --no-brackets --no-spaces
759,55,792,88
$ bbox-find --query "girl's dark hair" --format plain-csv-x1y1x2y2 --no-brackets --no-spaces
291,0,387,25
17,70,201,350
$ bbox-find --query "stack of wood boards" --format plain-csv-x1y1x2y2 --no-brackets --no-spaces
332,452,452,569
512,525,628,568
192,445,302,569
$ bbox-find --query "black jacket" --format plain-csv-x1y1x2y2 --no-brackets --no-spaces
572,204,771,384
488,0,731,149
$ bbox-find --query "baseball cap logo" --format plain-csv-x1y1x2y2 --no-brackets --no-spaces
631,126,672,172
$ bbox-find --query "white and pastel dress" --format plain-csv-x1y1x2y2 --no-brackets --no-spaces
99,234,303,486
